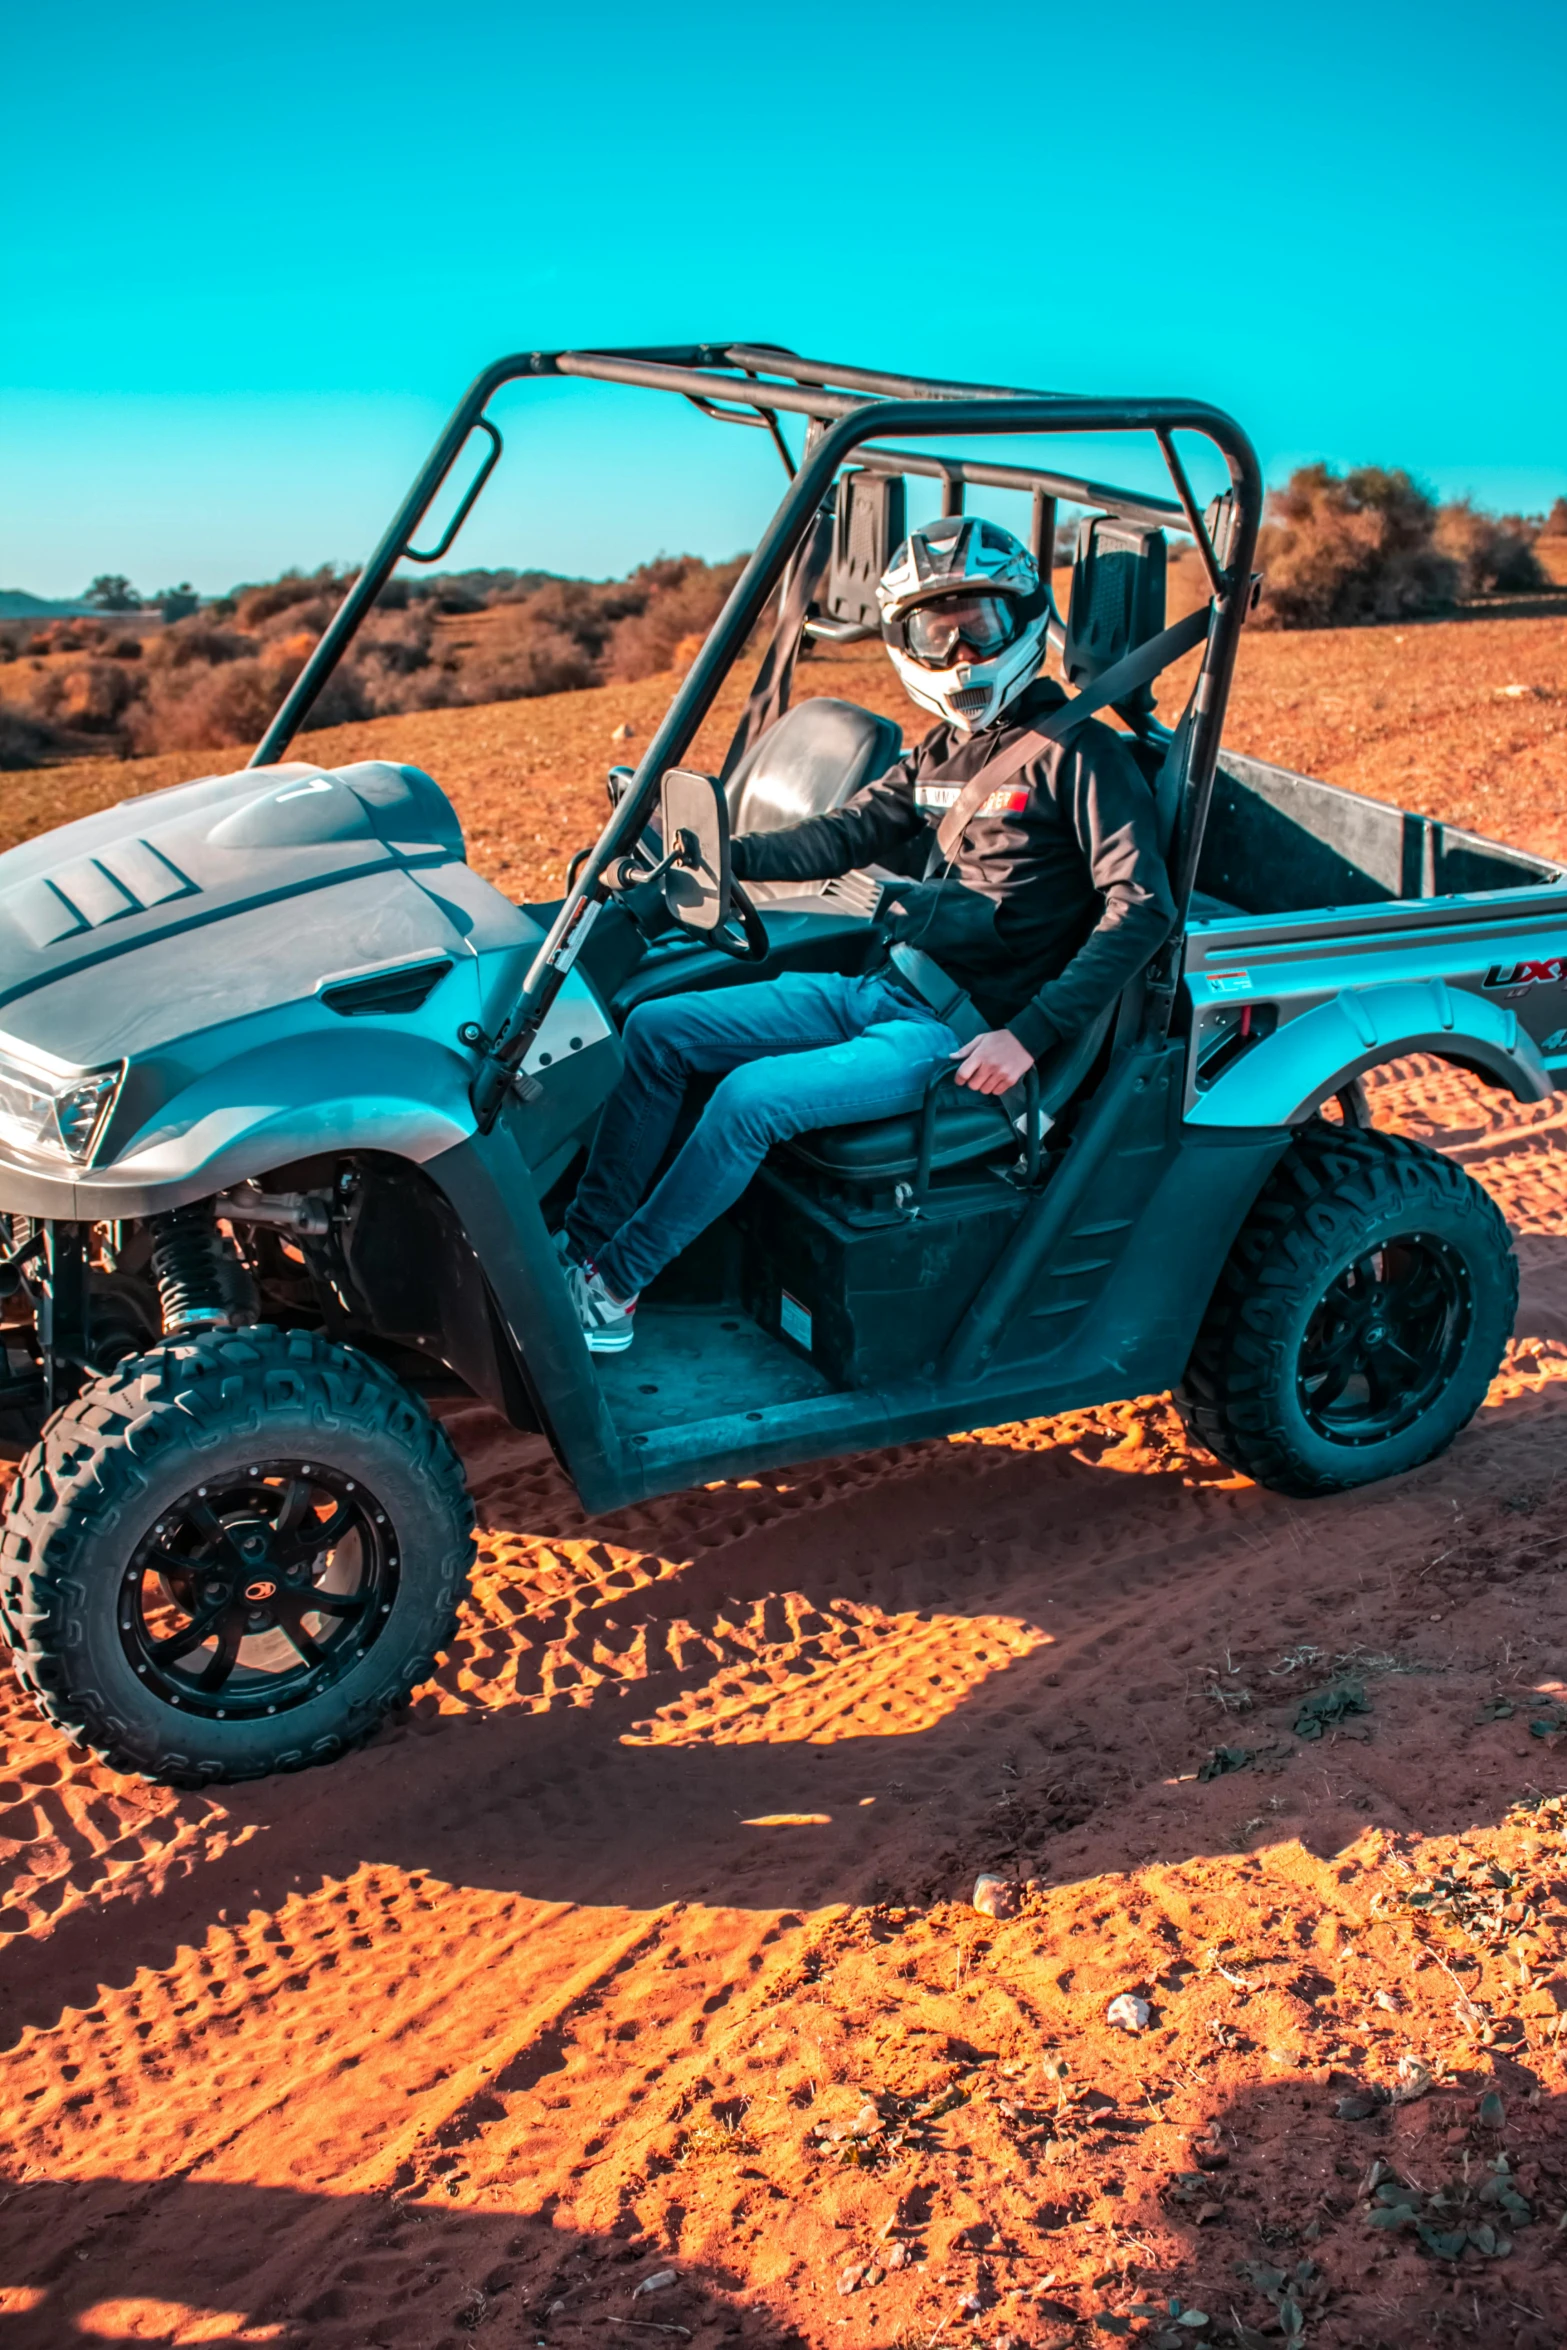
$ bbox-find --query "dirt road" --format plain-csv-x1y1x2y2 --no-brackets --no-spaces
2,1055,1566,2349
5,617,1567,2346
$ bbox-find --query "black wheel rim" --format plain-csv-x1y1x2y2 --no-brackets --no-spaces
120,1461,399,1721
1297,1231,1473,1447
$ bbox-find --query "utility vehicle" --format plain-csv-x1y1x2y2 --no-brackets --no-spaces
1,345,1558,1785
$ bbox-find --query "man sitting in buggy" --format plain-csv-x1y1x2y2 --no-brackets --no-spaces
558,514,1177,1351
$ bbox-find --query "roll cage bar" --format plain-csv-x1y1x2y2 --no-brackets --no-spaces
245,344,1263,1128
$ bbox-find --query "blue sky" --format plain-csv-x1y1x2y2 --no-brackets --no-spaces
4,0,1564,597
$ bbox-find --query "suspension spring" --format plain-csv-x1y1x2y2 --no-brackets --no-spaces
149,1206,233,1337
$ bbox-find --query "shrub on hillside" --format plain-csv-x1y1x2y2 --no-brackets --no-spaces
127,635,369,753
1254,464,1458,628
605,555,748,680
10,656,140,736
0,708,87,765
233,567,351,630
458,626,598,701
1433,499,1545,596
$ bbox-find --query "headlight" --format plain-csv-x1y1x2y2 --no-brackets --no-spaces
0,1034,123,1167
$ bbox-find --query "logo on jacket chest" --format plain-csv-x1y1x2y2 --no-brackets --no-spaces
915,783,1031,817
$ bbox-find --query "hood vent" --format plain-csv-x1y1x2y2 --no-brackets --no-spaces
319,957,452,1018
3,839,196,948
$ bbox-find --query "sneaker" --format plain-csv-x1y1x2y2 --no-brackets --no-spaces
565,1259,637,1353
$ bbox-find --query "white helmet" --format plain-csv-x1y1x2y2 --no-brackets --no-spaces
875,515,1049,734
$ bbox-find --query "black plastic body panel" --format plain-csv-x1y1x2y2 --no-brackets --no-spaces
414,1040,1290,1515
337,1156,540,1427
735,1165,1028,1387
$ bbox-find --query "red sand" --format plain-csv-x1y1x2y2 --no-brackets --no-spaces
4,622,1567,2349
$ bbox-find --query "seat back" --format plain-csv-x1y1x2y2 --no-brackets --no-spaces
1062,519,1168,720
726,697,901,836
824,471,906,632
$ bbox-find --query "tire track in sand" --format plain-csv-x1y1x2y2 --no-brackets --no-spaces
4,1065,1567,2346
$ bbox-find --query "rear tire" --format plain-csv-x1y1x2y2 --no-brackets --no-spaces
0,1325,475,1785
1179,1121,1516,1498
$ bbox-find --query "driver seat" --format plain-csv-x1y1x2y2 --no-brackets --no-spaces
781,1004,1115,1188
726,697,902,901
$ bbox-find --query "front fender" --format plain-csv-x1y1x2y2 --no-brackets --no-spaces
1186,977,1554,1128
0,1029,476,1220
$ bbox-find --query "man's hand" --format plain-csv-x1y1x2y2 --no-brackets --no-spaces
951,1029,1035,1095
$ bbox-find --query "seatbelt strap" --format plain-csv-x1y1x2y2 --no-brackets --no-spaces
887,942,988,1043
933,603,1211,860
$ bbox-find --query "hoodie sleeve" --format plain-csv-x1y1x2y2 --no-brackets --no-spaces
729,750,927,885
1001,722,1177,1061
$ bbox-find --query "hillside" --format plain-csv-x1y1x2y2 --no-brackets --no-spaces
7,606,1567,892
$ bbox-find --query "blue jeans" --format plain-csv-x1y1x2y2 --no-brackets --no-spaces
567,970,960,1299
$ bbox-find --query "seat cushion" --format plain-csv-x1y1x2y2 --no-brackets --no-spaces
783,1088,1015,1184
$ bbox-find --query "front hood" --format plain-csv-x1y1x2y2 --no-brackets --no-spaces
0,758,564,1216
0,758,468,1013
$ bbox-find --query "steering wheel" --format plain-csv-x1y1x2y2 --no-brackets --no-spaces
604,851,770,964
704,876,770,962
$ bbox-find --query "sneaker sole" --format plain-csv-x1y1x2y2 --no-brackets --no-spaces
583,1324,635,1354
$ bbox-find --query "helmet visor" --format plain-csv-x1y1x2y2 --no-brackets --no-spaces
903,591,1020,668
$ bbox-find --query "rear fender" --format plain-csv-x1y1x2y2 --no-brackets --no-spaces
1186,978,1553,1128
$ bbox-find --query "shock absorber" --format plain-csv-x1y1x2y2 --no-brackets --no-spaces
149,1205,234,1337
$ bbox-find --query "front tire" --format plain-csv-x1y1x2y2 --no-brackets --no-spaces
0,1326,475,1784
1179,1121,1517,1498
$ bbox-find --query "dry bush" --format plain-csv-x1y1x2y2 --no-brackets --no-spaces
10,657,140,736
347,607,462,715
1433,498,1546,596
233,567,351,631
0,707,90,766
1254,463,1459,628
0,549,761,763
1541,496,1567,539
605,556,747,681
127,638,367,754
149,621,257,671
457,625,598,701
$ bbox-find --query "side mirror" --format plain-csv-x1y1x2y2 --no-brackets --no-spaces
658,768,731,934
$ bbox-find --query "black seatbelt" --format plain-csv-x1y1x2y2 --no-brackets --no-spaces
933,603,1211,860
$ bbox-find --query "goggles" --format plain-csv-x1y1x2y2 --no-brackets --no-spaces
903,590,1020,668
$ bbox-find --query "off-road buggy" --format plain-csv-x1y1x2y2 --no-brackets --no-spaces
1,345,1559,1785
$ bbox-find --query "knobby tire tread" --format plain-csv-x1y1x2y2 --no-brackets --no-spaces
1179,1120,1516,1498
0,1324,475,1785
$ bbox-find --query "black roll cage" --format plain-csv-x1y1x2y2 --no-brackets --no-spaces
245,344,1263,1127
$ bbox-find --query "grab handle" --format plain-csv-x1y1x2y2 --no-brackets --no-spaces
403,418,503,565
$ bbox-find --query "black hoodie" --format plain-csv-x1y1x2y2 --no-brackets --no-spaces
730,675,1177,1060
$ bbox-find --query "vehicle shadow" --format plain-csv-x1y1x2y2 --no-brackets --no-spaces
7,1357,1567,2045
0,2172,799,2349
2,2073,1563,2348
